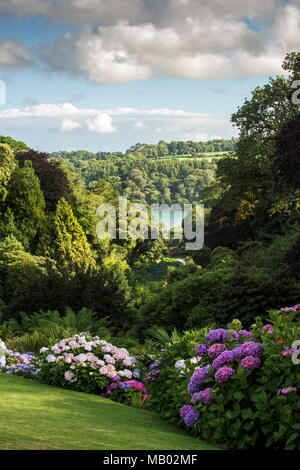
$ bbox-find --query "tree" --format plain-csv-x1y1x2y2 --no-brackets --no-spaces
205,52,300,245
0,143,17,203
50,198,96,275
0,235,63,318
16,150,71,212
83,264,134,331
0,135,30,153
271,115,300,196
5,160,46,250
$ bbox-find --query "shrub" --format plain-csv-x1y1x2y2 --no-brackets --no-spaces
143,329,211,423
101,379,150,408
38,333,140,394
0,349,39,378
137,244,299,334
144,306,300,449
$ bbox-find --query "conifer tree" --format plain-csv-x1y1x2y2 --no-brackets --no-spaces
52,198,96,274
0,143,18,203
6,160,46,250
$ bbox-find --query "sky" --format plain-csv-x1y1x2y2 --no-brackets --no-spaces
0,0,299,153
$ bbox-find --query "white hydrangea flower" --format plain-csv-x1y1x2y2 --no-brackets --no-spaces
190,357,201,364
175,359,186,369
45,354,56,363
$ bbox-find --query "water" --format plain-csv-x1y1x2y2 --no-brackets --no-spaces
153,209,188,228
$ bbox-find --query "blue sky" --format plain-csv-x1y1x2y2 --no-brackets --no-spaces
0,0,299,152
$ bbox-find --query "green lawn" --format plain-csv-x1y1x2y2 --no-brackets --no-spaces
0,375,218,450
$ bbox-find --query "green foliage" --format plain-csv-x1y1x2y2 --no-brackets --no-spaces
137,240,299,334
16,150,71,212
53,152,218,206
49,198,96,274
7,307,110,337
5,331,48,354
195,311,300,449
285,236,300,280
0,143,18,202
0,135,30,153
144,328,211,423
146,326,182,347
204,53,300,249
145,310,300,450
5,161,46,250
0,236,63,318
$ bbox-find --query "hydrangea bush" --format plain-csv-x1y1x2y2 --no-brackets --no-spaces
0,349,39,378
145,306,300,450
38,333,140,394
101,378,150,407
143,329,210,424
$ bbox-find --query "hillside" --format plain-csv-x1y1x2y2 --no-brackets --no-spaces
0,375,218,450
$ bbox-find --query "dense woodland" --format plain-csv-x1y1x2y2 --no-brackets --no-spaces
50,140,233,205
0,53,299,351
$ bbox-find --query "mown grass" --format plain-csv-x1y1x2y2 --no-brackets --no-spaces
0,375,218,450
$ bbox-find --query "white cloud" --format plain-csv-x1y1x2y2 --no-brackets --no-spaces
35,10,295,83
60,118,81,132
86,113,116,133
134,121,146,129
0,37,33,69
0,102,235,149
0,0,280,25
269,5,300,50
37,31,151,83
0,1,298,82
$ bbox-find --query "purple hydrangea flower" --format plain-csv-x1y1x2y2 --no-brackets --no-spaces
261,324,275,334
239,330,253,339
280,304,300,313
282,348,297,356
118,383,131,390
239,355,261,371
180,405,194,418
206,329,227,343
206,328,239,343
196,344,208,356
149,369,160,376
215,365,235,383
190,392,201,404
188,366,210,394
231,346,244,359
212,350,234,369
207,343,227,358
184,408,200,426
226,329,240,341
197,387,213,405
241,341,263,357
149,360,161,369
277,387,297,395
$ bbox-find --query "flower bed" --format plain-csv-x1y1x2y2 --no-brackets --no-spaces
101,378,150,407
38,333,141,395
1,305,299,449
144,306,300,450
0,349,39,378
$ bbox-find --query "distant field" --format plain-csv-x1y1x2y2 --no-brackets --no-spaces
152,151,228,162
